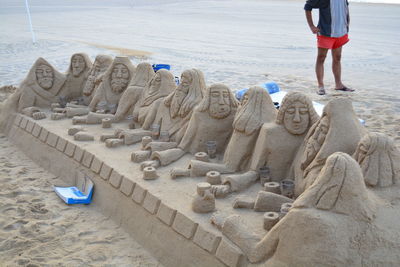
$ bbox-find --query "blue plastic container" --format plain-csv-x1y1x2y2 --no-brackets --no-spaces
152,64,171,72
235,81,280,101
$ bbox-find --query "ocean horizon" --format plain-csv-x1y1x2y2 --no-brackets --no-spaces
349,0,400,4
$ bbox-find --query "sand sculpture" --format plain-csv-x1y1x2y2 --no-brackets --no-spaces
170,86,278,179
131,69,205,161
108,69,176,146
82,54,113,104
140,83,239,169
59,53,92,102
211,152,379,264
112,62,155,122
70,56,136,124
291,97,366,197
201,92,318,198
354,132,400,187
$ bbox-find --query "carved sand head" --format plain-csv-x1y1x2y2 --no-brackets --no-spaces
35,63,54,90
83,54,113,96
277,92,319,135
294,152,374,221
232,86,277,135
165,69,206,118
197,83,238,119
141,69,175,107
110,63,130,93
128,62,155,88
353,132,400,187
71,54,86,77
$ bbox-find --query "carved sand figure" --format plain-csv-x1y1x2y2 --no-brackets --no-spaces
353,132,400,187
170,86,277,178
71,56,135,124
111,69,176,145
14,57,66,112
212,152,377,265
130,69,205,160
82,54,113,104
112,62,155,122
140,83,239,169
207,92,319,198
290,97,366,197
59,53,92,101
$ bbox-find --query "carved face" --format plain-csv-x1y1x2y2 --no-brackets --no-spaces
110,63,130,93
71,55,86,77
171,81,190,118
149,72,162,94
284,101,310,135
35,64,54,89
209,87,231,119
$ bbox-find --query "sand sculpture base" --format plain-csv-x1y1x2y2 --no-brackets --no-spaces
8,112,269,267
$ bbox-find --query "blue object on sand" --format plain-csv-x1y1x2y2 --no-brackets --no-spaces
54,176,94,205
235,81,280,101
152,64,171,72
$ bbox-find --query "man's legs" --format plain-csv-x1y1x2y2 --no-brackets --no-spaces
316,48,328,92
332,46,345,89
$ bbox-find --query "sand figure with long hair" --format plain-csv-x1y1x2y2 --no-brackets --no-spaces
70,56,135,124
290,97,366,197
82,54,113,104
139,83,239,169
210,92,319,198
353,132,400,187
112,62,155,122
170,86,277,179
211,152,377,265
59,53,92,102
130,69,205,160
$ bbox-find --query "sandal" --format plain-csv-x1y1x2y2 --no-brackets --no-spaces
317,87,326,95
335,86,354,92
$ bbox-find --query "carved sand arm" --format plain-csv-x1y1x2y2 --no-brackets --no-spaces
177,111,199,151
222,215,279,263
88,86,104,111
141,100,160,130
113,89,138,122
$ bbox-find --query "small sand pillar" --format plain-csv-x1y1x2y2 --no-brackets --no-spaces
206,171,221,185
143,166,159,180
280,203,293,219
102,118,112,128
195,152,209,162
264,182,281,194
263,212,280,231
142,136,152,149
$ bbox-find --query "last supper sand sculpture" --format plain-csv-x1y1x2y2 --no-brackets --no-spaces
1,53,400,267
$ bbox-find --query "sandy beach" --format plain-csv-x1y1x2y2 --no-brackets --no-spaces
0,0,399,265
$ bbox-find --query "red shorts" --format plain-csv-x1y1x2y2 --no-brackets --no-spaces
317,34,349,49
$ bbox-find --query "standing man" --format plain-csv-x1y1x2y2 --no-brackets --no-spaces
305,0,354,95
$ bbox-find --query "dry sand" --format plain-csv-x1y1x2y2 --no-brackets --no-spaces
0,125,161,266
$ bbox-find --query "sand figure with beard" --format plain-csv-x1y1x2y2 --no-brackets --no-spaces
353,132,400,187
0,57,66,128
227,92,319,203
290,97,366,197
70,56,135,124
170,86,277,180
82,54,113,105
130,69,205,160
139,83,238,169
211,152,380,265
59,53,92,102
112,62,155,122
110,69,176,146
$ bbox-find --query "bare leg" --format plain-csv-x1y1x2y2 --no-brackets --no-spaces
316,48,328,94
332,46,345,89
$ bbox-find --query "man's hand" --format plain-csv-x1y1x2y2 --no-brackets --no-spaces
310,25,320,34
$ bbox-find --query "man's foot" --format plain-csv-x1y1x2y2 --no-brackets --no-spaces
335,86,354,92
317,87,326,95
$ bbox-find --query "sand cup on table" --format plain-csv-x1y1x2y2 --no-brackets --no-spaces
151,124,160,140
280,179,295,199
142,136,152,149
206,141,217,159
159,131,169,142
259,166,271,185
126,115,135,129
102,118,112,128
280,202,293,219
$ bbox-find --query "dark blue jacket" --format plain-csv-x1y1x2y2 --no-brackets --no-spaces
305,0,349,38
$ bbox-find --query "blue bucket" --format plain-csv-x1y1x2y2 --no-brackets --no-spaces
152,64,171,72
